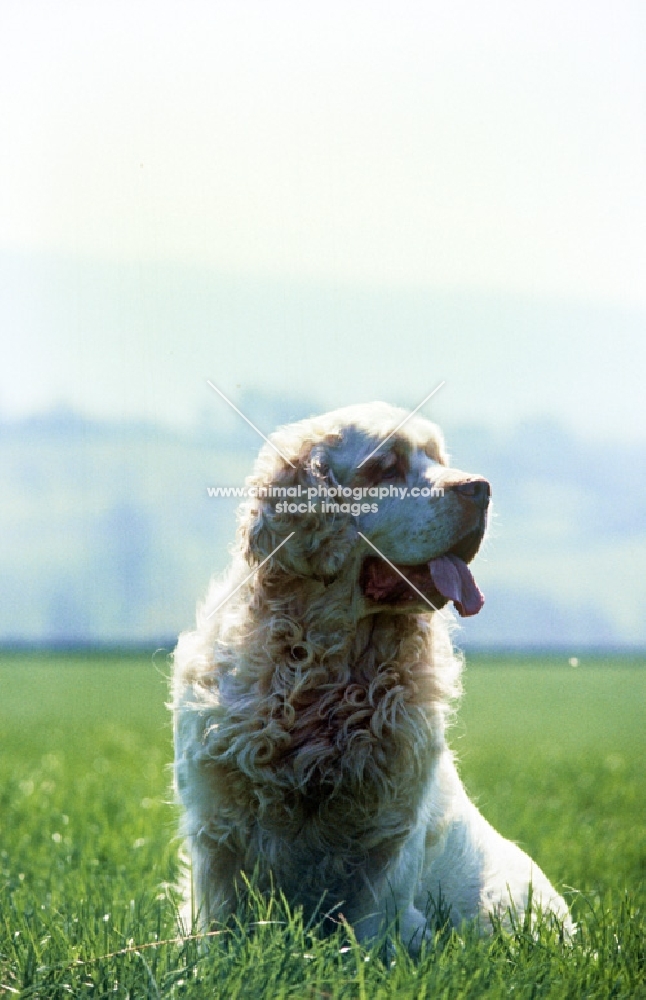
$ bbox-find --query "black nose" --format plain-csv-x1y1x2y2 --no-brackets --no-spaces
452,478,491,509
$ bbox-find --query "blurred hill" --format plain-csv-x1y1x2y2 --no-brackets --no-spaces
1,403,644,648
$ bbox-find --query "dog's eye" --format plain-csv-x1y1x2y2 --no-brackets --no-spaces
358,452,407,487
380,454,407,481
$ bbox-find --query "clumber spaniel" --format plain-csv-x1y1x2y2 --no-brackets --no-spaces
172,402,571,950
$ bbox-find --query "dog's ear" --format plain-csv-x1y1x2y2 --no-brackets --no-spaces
242,442,358,580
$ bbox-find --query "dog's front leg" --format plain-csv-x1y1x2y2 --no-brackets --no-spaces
186,833,244,933
353,827,431,954
386,825,433,953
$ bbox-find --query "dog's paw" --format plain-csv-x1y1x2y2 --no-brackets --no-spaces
399,905,432,954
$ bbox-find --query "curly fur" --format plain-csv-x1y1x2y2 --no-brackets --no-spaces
172,402,571,949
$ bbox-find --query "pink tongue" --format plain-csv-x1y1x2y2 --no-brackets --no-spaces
429,554,484,617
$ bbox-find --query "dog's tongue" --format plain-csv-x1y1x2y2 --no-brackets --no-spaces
429,554,484,617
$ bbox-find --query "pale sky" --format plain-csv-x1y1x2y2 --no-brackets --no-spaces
1,1,645,437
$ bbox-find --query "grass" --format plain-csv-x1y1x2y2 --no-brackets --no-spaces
0,649,644,998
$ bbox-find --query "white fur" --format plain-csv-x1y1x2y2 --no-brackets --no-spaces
172,402,571,949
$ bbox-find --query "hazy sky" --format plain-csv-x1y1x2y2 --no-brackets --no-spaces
1,1,645,437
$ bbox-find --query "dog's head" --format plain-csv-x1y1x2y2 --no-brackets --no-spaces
241,402,490,616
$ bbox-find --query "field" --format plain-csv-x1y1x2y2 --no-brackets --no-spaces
1,651,644,998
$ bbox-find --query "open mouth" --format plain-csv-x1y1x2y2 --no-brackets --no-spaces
360,527,485,617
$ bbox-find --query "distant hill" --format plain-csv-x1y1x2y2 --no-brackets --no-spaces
1,406,644,647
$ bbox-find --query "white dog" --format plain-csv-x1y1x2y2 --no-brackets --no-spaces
172,402,571,949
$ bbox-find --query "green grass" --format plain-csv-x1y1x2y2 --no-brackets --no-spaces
1,650,644,998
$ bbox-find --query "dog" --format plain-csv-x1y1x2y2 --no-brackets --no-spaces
172,402,571,949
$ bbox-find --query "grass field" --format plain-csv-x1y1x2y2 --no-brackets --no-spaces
1,650,644,998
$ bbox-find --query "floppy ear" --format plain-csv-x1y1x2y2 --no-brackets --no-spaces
242,442,358,580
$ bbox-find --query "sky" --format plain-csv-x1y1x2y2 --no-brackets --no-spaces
1,0,645,438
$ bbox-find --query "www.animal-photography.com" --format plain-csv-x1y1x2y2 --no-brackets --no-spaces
1,3,645,997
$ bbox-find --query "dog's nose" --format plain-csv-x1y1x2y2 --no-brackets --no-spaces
452,478,491,509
